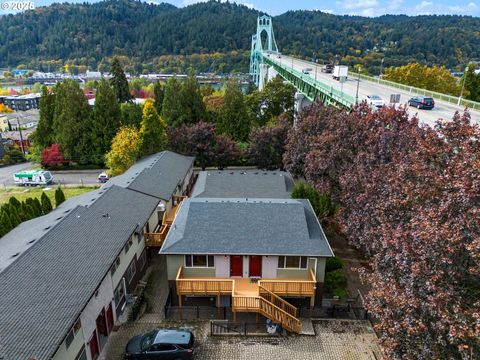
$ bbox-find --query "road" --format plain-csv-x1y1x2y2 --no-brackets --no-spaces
272,54,480,127
0,162,103,187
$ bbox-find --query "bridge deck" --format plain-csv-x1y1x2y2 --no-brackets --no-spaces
264,52,480,127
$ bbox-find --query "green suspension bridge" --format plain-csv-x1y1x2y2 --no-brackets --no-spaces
249,15,480,126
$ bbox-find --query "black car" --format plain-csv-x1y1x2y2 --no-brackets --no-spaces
408,96,435,110
125,329,195,360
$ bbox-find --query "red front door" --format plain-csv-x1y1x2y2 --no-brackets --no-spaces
230,255,243,277
249,256,262,277
89,330,99,360
106,304,114,334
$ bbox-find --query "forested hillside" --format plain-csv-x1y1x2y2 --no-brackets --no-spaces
1,0,479,74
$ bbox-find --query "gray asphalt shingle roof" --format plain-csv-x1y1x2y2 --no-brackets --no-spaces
160,198,333,257
107,151,194,200
191,170,294,199
0,185,159,360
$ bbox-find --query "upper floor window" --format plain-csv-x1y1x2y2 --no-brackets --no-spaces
185,254,214,268
277,256,307,269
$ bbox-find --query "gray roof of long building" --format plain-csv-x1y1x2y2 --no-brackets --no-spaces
191,170,294,199
0,187,105,272
0,185,159,360
160,198,334,257
107,151,194,200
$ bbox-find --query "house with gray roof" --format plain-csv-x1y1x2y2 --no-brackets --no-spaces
159,197,334,332
0,151,195,360
191,170,294,199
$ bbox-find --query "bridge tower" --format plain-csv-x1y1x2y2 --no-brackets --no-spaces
250,15,279,87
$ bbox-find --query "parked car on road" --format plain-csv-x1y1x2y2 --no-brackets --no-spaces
97,172,109,183
408,96,435,110
366,95,385,108
125,329,196,360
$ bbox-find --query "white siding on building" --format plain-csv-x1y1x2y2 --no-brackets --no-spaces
262,256,277,279
242,256,249,278
80,275,114,349
215,255,229,278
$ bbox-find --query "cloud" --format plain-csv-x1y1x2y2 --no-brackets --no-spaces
341,0,379,10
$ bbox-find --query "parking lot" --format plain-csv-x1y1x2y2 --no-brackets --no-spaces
102,319,381,360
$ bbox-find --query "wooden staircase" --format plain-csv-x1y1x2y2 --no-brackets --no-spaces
232,283,301,333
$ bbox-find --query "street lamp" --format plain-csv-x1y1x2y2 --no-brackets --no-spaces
378,58,384,83
458,64,469,106
355,66,361,105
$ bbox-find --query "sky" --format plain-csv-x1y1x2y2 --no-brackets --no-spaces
4,0,480,17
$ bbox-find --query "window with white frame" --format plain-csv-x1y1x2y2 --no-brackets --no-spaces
114,282,125,307
127,259,136,283
185,255,214,268
277,256,308,269
124,238,133,254
74,346,87,360
139,250,147,270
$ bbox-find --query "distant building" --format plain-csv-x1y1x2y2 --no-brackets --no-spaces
1,93,41,111
7,109,40,130
1,130,34,149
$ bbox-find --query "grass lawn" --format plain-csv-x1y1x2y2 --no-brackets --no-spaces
0,186,98,207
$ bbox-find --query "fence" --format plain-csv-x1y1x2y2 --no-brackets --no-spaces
210,321,278,336
358,73,480,110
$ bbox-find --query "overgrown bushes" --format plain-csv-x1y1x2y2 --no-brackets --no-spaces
324,257,347,299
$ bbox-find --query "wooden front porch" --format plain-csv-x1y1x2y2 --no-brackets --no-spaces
175,266,317,333
144,195,186,247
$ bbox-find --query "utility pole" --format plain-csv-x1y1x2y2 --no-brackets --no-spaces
458,65,469,106
15,112,25,156
355,67,361,105
314,65,318,81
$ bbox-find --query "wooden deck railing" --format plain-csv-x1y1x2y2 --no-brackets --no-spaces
258,285,297,317
232,295,301,333
258,268,316,296
145,196,186,247
176,267,234,295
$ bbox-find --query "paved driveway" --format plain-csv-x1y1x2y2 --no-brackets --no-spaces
102,318,380,359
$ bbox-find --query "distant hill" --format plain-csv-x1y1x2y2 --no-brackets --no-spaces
0,0,479,74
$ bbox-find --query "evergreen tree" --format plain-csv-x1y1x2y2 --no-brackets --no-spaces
9,209,21,228
139,100,168,156
41,192,53,214
217,78,251,142
120,102,143,129
0,210,12,236
177,74,207,126
92,78,122,164
55,188,66,207
153,81,164,114
27,198,43,217
110,57,131,103
8,196,21,210
36,85,56,148
161,77,182,127
53,79,92,163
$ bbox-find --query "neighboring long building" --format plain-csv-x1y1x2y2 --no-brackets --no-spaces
0,151,195,360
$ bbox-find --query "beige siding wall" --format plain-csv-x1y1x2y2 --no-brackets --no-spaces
316,257,326,283
166,255,216,279
111,233,143,292
51,327,85,360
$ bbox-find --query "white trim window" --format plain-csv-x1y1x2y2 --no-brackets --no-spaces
185,255,215,268
114,282,125,307
277,256,308,269
127,259,136,283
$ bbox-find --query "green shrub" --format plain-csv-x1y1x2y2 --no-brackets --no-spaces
291,182,337,217
325,256,343,272
325,269,347,293
332,287,348,299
